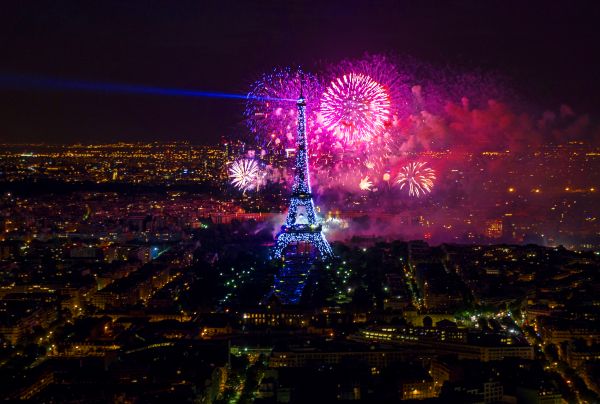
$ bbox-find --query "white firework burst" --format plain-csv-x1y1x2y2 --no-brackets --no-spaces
229,159,260,191
395,162,436,197
359,176,373,191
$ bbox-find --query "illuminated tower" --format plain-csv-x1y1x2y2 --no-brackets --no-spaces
272,93,333,260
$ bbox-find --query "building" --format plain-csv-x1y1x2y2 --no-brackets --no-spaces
270,347,409,371
485,219,503,239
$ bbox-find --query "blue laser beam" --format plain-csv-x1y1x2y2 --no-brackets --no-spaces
0,73,296,102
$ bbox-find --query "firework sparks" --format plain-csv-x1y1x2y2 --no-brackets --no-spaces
364,160,376,170
321,73,391,144
229,159,260,191
395,162,436,197
359,176,373,191
245,68,324,150
238,55,507,193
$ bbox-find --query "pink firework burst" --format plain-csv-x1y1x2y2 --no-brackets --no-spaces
321,73,391,145
395,162,436,197
334,54,407,110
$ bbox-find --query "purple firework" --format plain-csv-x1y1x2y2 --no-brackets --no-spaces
245,68,326,150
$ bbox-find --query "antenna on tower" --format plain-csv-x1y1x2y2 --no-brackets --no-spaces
298,68,304,98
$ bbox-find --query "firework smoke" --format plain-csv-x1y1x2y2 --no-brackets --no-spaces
238,53,600,223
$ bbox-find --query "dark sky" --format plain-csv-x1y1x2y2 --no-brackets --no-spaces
1,0,599,144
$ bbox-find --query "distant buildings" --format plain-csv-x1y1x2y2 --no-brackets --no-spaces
0,141,598,401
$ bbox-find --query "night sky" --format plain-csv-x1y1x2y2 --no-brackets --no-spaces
1,0,599,144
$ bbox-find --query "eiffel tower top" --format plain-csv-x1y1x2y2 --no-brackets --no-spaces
298,77,305,106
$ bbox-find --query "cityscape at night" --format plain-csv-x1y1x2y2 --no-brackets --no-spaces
1,1,600,403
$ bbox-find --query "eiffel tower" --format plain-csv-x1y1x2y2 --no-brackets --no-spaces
272,92,333,260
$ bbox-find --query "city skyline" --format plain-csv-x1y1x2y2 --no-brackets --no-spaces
1,139,598,251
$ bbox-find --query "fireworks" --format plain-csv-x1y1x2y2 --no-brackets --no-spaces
333,54,407,113
228,159,261,191
237,54,509,198
395,162,436,197
245,68,324,150
359,176,373,191
321,73,391,144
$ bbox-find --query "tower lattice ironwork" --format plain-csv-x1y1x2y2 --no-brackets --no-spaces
272,93,333,260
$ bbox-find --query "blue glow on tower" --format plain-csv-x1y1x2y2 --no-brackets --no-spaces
272,92,333,260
